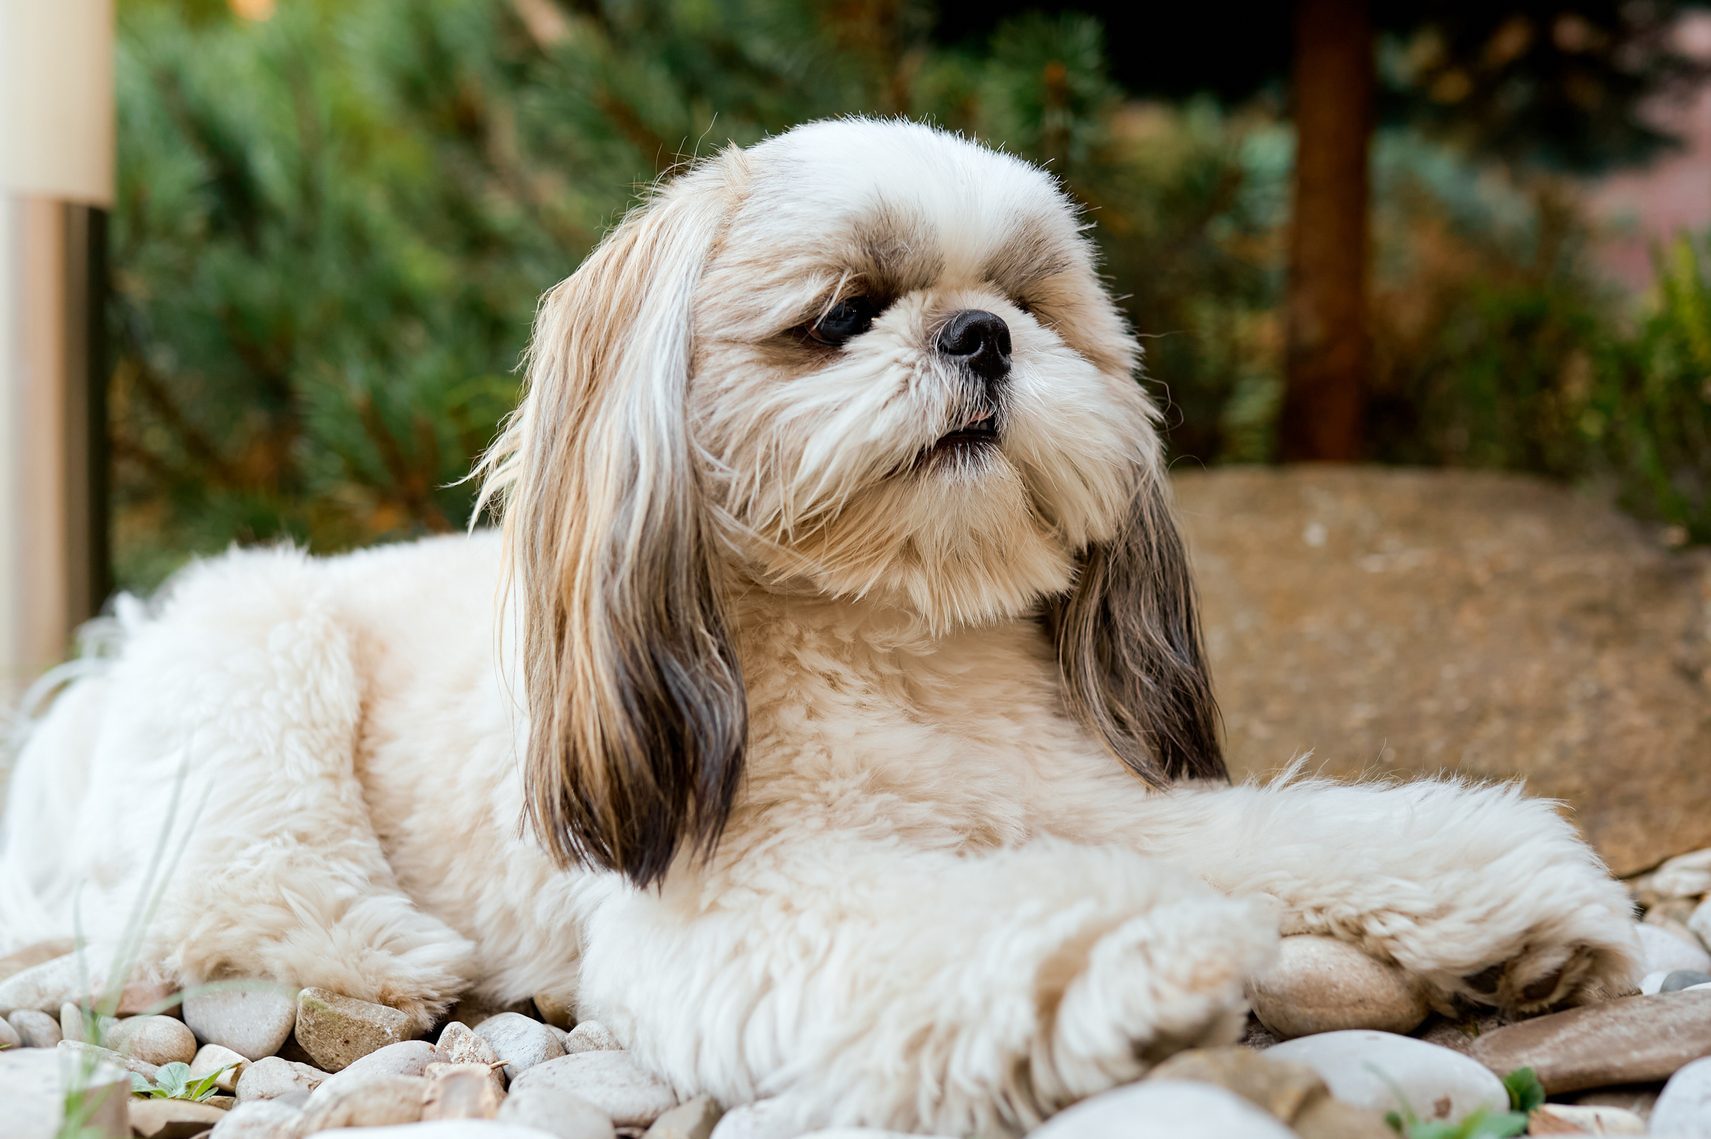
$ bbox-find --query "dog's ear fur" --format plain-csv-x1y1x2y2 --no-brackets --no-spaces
1046,463,1226,786
477,160,746,888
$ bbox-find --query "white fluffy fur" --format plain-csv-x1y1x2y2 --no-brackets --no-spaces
1,120,1637,1136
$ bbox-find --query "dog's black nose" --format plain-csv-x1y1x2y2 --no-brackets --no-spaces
937,310,1011,383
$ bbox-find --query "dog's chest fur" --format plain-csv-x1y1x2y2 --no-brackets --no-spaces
728,592,1119,852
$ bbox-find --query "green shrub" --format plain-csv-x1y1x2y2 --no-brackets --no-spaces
1584,235,1711,542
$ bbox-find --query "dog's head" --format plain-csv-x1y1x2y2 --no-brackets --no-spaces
480,119,1223,886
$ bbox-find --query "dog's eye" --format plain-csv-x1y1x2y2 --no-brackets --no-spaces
808,297,877,346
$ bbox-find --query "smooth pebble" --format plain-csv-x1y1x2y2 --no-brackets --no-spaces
1528,1102,1645,1134
563,1021,622,1054
1269,1029,1508,1123
1030,1079,1297,1139
644,1095,724,1139
212,1098,310,1139
512,1051,678,1127
9,1008,61,1048
501,1083,617,1139
1247,935,1428,1038
184,981,300,1060
307,1124,562,1139
1652,1055,1711,1136
192,1041,251,1091
107,1013,198,1066
237,1055,329,1102
130,1097,229,1139
301,1071,427,1130
477,1011,566,1082
1639,923,1711,976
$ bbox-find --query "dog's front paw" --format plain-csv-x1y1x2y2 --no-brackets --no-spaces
1037,893,1277,1108
1357,793,1640,1014
1431,889,1640,1014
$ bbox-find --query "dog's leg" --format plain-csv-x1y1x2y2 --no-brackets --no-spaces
574,835,1276,1135
56,550,473,1027
1092,776,1640,1013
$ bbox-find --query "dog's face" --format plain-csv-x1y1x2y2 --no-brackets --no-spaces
688,122,1155,626
480,120,1222,887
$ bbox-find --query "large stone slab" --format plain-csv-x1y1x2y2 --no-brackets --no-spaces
1174,468,1711,875
1470,990,1711,1091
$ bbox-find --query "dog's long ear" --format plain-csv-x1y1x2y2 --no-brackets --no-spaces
477,163,746,888
1046,462,1227,785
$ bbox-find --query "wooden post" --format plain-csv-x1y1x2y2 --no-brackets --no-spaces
0,0,114,699
1280,0,1373,462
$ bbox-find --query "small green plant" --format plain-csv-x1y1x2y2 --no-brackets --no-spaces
1501,1066,1546,1114
129,1061,232,1103
1374,1064,1538,1139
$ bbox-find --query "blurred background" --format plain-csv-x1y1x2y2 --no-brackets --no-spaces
83,0,1711,584
2,0,1709,871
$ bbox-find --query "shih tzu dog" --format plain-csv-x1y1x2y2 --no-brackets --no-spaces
1,119,1637,1135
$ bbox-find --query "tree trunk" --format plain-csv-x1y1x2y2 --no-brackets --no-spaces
1280,0,1373,461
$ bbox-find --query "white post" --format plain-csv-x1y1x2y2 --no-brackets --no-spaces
0,0,114,700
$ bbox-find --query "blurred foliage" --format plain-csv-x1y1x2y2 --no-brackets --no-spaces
109,0,1711,588
1587,236,1711,541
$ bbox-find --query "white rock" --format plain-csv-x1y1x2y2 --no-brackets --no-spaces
313,1039,438,1098
1247,935,1429,1038
310,1124,563,1139
1267,1029,1508,1124
438,1021,502,1067
1653,849,1711,899
1642,970,1671,995
302,1071,428,1130
1653,1054,1711,1135
795,1134,940,1139
563,1021,622,1054
0,1045,131,1139
58,1037,162,1079
708,1101,809,1139
1639,923,1711,976
423,1061,507,1121
57,1002,113,1044
511,1051,678,1127
213,1098,310,1139
0,1017,18,1049
238,1055,329,1101
798,1133,952,1139
0,953,84,1014
477,1012,566,1082
131,1097,229,1139
533,992,575,1030
107,1013,198,1066
184,981,299,1060
1690,897,1711,951
1029,1079,1296,1139
192,1042,251,1091
494,1082,615,1139
1529,1102,1645,1133
644,1095,724,1139
9,1008,61,1048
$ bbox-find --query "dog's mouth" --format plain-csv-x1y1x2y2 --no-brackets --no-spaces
927,407,1001,457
